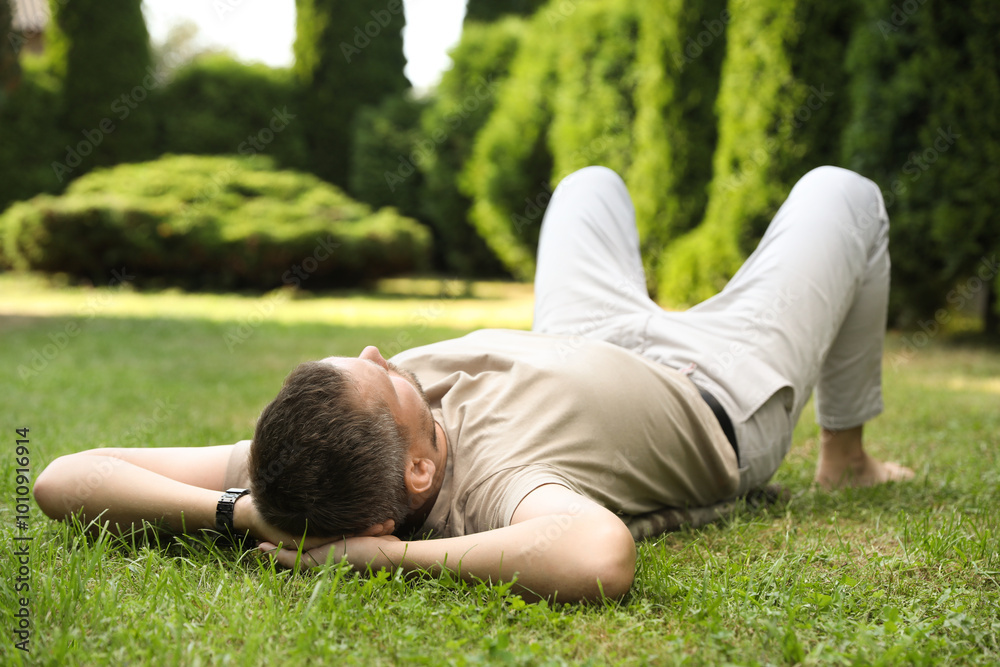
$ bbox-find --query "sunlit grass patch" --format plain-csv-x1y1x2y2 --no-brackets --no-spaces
0,273,535,330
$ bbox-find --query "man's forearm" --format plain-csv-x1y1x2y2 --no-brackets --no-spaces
319,512,636,602
34,453,229,534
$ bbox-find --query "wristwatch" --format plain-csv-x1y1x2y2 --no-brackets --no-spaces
216,487,251,537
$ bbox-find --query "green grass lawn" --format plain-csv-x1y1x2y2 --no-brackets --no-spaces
1,273,998,665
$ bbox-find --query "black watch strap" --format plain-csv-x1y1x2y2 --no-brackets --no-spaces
216,487,251,537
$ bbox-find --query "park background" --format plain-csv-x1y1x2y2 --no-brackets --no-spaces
2,0,999,664
1,0,998,328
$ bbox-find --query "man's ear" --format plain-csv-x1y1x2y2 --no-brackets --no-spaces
404,455,436,496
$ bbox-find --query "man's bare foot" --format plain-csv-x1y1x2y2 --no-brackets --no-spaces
814,425,915,490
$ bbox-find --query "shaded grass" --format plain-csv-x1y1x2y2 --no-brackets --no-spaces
1,274,998,665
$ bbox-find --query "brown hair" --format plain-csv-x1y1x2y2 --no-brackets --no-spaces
248,361,410,536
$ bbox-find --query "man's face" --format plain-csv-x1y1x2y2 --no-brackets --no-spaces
320,346,436,450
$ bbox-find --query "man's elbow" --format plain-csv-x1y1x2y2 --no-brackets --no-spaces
33,455,74,520
563,516,635,601
589,518,637,599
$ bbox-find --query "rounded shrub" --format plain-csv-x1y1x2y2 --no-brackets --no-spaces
0,154,431,290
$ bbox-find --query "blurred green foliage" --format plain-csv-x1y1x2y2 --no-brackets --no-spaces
293,0,409,188
0,155,430,289
660,0,855,304
547,1,639,181
843,0,1000,328
0,0,16,98
450,0,999,329
626,0,726,297
459,0,725,284
349,92,428,223
458,11,560,280
416,18,525,276
0,58,65,211
44,0,157,174
464,0,548,24
0,0,997,328
153,54,308,171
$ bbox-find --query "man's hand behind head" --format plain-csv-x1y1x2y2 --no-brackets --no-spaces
235,494,396,550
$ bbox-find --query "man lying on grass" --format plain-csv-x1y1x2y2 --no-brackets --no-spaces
34,166,914,603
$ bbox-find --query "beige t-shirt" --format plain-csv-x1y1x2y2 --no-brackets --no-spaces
392,329,739,538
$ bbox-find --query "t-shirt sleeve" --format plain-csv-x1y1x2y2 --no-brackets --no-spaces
461,465,581,534
224,440,252,489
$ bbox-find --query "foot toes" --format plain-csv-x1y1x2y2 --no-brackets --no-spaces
814,459,915,490
883,461,915,483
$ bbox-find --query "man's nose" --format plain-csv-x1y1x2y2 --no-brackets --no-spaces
359,346,389,369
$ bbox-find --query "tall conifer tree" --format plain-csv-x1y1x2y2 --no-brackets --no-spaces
659,0,855,304
294,0,409,187
843,0,1000,330
46,0,156,178
0,0,19,105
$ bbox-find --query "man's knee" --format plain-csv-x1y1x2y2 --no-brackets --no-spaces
796,165,887,239
556,165,628,199
797,165,870,194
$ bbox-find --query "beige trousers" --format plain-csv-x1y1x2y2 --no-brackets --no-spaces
533,166,890,494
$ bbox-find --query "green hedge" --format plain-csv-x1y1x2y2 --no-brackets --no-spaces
625,0,727,298
0,155,431,290
658,0,855,305
843,0,1000,328
0,59,66,213
459,0,726,285
154,54,308,170
464,0,547,23
451,0,997,326
459,10,561,280
349,92,428,223
547,1,640,180
417,17,526,276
